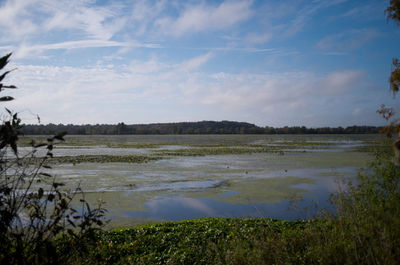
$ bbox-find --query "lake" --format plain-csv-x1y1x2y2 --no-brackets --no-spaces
23,134,385,227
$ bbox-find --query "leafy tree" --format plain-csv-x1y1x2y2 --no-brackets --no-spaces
386,0,400,26
386,1,400,96
378,1,400,161
0,54,107,264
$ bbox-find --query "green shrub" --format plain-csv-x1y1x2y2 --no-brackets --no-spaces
0,54,107,265
307,151,400,264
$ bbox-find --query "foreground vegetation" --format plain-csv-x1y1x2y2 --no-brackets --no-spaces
88,218,314,264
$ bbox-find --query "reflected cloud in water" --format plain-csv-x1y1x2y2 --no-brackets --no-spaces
147,197,217,216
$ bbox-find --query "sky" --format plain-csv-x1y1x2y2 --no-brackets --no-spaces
0,0,399,127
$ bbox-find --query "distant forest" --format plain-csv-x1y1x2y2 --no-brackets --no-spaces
21,121,383,135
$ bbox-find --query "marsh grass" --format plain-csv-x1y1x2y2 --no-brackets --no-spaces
19,134,380,168
50,154,162,164
152,146,282,156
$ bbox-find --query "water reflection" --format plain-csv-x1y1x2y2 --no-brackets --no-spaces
122,175,341,222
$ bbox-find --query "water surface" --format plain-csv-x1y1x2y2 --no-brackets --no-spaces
23,134,382,227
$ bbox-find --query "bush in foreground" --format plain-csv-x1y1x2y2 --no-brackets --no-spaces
0,54,107,265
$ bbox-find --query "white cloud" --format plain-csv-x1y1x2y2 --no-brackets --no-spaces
42,1,124,40
245,32,271,45
2,57,379,126
338,1,386,21
0,0,39,40
128,57,167,74
178,52,214,72
0,0,391,127
197,72,315,112
11,39,160,59
0,0,125,42
12,40,124,59
130,0,166,36
260,0,350,38
316,29,378,53
155,0,253,37
317,70,365,95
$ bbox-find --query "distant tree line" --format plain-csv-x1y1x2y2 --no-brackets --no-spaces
20,121,383,135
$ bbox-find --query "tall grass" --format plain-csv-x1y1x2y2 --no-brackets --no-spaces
217,150,400,264
307,151,400,264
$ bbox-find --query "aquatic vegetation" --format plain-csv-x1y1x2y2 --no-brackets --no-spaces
50,154,162,164
20,134,383,149
84,217,312,264
152,146,281,156
183,176,316,204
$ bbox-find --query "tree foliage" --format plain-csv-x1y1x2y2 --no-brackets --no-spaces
385,0,400,97
390,58,400,95
386,0,400,26
378,1,400,162
21,122,382,135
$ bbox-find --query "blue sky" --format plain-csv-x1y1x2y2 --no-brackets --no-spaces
0,0,399,127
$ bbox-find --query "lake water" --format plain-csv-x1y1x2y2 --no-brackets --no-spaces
24,134,384,227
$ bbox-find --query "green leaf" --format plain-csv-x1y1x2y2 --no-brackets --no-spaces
0,96,14,101
47,194,55,202
0,53,11,70
0,70,12,82
38,188,44,199
67,219,76,228
34,143,47,148
54,131,67,141
10,142,17,155
53,182,65,188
